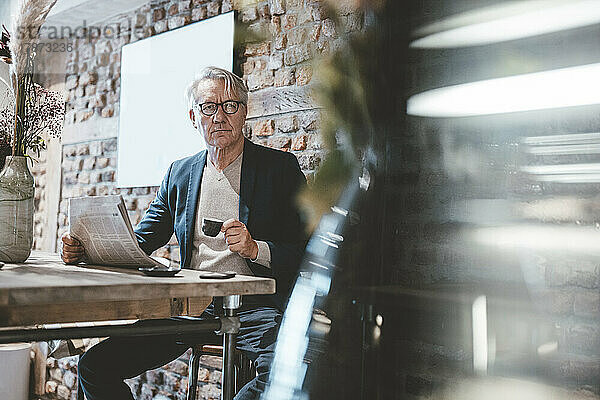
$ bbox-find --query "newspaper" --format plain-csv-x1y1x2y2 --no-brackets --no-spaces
68,195,163,268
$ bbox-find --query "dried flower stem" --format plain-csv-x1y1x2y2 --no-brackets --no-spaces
6,0,62,158
10,0,58,77
13,50,35,156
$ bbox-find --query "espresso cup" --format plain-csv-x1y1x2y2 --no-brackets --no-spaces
202,218,224,237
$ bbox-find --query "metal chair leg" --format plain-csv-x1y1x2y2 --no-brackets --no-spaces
77,354,85,400
187,345,202,400
236,354,254,392
235,351,243,393
77,381,85,400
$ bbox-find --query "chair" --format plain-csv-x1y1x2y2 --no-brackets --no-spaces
76,296,249,400
187,344,257,400
76,344,256,400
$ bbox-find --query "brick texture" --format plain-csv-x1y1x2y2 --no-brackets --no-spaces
31,150,48,250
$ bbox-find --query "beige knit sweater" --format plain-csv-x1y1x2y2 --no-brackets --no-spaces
189,152,271,274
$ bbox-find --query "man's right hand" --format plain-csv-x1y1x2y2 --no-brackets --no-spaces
61,234,85,264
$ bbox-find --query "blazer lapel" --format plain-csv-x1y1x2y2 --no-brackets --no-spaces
184,151,207,264
239,139,257,226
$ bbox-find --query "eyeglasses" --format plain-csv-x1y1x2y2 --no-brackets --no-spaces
196,100,245,116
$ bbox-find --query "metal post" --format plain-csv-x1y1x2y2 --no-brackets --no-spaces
221,295,241,400
187,345,202,400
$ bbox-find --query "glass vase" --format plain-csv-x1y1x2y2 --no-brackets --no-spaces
0,156,34,262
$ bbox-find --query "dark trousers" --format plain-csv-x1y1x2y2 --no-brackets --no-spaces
78,299,282,400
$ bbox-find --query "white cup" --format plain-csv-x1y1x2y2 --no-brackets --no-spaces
0,343,31,400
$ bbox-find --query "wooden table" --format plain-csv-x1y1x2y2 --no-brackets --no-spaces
0,251,276,400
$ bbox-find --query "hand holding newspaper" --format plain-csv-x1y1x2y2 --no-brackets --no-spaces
68,195,167,268
53,195,172,357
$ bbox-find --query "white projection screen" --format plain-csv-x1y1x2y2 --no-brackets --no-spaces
117,12,234,187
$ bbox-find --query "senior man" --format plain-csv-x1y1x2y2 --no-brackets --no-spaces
61,66,307,400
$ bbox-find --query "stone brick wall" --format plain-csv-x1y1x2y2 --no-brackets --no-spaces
31,151,48,250
32,0,366,399
39,350,221,400
30,134,61,254
57,139,173,259
42,356,78,400
127,350,223,400
53,0,366,256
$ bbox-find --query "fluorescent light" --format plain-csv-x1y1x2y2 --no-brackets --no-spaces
537,341,558,355
522,163,600,174
407,63,600,117
522,132,600,145
521,132,600,155
526,173,600,183
471,224,600,253
523,144,600,156
411,0,600,48
440,378,575,400
521,163,600,182
472,296,488,375
517,197,588,221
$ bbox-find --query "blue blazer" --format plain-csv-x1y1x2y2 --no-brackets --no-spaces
134,139,307,310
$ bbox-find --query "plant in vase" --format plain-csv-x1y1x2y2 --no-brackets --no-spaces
0,0,64,263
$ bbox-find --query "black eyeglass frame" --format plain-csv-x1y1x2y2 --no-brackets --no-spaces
196,100,246,116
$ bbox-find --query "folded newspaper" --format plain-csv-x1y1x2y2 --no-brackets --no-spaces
48,196,169,357
68,195,165,268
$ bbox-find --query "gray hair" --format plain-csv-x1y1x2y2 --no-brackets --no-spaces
185,66,248,109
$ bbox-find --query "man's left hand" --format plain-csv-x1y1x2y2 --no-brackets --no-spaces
222,219,258,259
